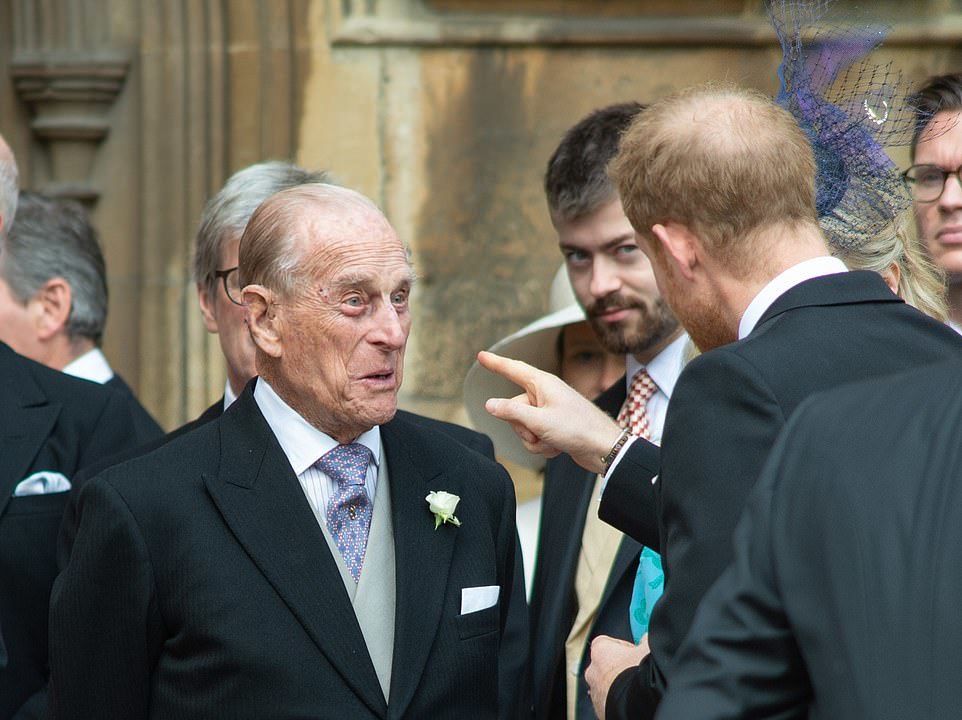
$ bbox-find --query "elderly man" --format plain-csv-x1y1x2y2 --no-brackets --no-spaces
904,73,962,331
0,138,139,718
0,191,162,441
479,84,962,719
49,184,523,719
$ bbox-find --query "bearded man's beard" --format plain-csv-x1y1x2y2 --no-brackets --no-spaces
586,292,680,356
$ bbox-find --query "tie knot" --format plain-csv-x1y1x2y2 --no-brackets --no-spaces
317,443,372,488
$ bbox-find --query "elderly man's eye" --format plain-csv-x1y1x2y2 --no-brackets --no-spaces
391,290,409,305
344,295,363,307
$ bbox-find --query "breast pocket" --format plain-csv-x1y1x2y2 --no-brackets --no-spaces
456,602,500,640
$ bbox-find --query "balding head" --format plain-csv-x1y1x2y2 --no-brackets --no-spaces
610,84,819,275
0,134,19,236
238,183,397,298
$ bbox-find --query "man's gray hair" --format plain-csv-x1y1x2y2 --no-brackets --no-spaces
193,161,331,289
0,147,18,232
1,192,108,344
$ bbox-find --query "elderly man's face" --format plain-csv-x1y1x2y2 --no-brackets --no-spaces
914,110,962,279
275,211,412,440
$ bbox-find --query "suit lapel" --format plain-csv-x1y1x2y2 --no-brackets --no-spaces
0,346,60,517
381,416,458,719
203,386,387,718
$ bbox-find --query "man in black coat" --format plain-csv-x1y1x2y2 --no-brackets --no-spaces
0,135,142,720
479,84,962,719
0,191,162,443
49,184,525,719
660,361,962,719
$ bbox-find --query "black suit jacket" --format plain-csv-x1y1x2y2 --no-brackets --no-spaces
660,361,962,719
599,271,962,719
104,373,164,443
49,383,523,719
529,379,641,720
0,343,140,720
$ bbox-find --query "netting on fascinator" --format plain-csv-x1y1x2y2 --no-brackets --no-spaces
769,0,917,251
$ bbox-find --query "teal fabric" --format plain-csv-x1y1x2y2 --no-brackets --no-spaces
629,546,664,643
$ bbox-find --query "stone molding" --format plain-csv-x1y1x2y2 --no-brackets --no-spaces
10,55,129,203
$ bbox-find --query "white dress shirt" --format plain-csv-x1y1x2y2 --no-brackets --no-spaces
62,348,114,384
605,256,848,483
602,333,688,484
223,379,238,411
737,256,848,339
623,333,688,446
253,379,381,523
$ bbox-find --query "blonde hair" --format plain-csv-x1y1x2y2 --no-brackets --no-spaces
831,212,948,321
610,83,818,276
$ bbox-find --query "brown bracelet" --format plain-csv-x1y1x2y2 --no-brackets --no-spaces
600,427,632,475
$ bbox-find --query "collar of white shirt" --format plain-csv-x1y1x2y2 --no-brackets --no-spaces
223,379,238,412
252,378,382,476
625,332,689,399
738,256,848,340
62,347,114,384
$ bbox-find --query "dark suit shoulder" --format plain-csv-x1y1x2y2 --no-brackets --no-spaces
394,409,495,459
105,374,164,442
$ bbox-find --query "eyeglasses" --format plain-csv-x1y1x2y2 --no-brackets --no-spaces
212,266,243,306
902,164,962,203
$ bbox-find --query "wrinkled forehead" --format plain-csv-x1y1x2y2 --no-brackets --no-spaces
297,200,411,279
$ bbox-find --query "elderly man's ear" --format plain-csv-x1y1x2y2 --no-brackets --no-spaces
243,285,283,358
32,278,72,340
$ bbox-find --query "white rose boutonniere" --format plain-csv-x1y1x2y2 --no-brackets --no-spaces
425,490,461,529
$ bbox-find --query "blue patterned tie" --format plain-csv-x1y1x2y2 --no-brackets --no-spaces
317,443,373,583
620,370,666,643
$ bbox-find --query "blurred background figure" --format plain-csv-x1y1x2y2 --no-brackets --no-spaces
465,263,622,592
905,73,962,331
830,211,947,321
0,191,161,443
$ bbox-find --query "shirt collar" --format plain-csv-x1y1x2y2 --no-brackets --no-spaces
625,332,689,399
62,348,114,384
738,256,848,340
223,379,238,411
253,377,381,476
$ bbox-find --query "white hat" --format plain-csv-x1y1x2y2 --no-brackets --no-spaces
463,265,587,470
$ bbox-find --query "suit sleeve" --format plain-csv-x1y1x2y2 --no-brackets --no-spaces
657,412,812,720
599,437,660,548
493,463,531,719
48,476,164,720
607,350,786,720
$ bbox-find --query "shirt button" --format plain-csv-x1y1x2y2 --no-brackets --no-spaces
569,661,580,676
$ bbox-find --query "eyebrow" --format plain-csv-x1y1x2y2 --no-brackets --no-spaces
559,232,636,253
326,269,415,292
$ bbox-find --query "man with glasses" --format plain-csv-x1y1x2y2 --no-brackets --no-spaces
905,73,962,331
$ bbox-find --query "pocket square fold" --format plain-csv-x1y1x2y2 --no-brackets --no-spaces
13,470,72,497
460,585,500,615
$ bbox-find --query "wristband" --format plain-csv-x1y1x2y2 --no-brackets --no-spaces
601,427,632,475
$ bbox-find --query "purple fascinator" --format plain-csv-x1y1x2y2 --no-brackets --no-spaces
770,0,915,250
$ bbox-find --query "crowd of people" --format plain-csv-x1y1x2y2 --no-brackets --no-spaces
2,17,962,720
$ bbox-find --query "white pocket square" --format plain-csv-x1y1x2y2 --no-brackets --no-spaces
460,585,500,615
13,471,72,497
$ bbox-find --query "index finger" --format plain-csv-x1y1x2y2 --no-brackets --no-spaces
477,350,541,393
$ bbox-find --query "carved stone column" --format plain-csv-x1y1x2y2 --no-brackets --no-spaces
9,56,128,204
